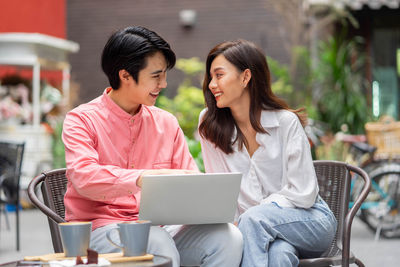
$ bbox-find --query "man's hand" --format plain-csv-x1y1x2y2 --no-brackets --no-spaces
136,169,199,187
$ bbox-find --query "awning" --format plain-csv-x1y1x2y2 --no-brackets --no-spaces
307,0,400,10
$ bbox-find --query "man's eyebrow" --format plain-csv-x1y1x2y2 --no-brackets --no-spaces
150,69,167,75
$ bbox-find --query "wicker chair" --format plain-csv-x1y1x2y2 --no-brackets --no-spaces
0,141,25,251
299,160,371,267
27,168,67,253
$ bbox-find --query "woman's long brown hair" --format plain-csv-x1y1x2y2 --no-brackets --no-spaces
198,40,307,154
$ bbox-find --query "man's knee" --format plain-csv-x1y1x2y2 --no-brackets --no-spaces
218,223,243,253
202,224,243,266
148,226,180,267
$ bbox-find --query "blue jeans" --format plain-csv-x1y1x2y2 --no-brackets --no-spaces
238,196,337,267
91,223,243,267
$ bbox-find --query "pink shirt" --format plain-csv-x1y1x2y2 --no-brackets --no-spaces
62,88,198,230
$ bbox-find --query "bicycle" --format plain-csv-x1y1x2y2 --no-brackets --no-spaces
306,118,400,239
338,133,400,239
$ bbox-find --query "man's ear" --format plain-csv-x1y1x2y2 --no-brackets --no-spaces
242,69,251,87
119,69,131,84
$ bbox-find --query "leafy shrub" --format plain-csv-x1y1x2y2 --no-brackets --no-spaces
316,36,370,134
157,57,205,170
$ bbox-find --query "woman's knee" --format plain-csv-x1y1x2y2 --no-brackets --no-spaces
238,204,276,227
268,239,299,267
238,205,261,226
239,203,292,228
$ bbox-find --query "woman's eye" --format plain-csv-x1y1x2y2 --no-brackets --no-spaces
216,73,223,78
152,75,160,79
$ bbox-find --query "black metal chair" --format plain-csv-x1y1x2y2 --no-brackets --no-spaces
28,168,67,252
299,160,371,267
0,141,25,251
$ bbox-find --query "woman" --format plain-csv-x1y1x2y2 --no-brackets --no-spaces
198,39,337,267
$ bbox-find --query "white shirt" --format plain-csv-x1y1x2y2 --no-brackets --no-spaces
199,109,319,221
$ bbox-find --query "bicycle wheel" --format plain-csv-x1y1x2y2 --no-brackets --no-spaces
358,163,400,238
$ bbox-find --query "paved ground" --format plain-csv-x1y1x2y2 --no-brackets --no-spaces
1,208,400,266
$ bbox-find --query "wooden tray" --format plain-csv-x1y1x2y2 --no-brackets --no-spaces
24,252,154,263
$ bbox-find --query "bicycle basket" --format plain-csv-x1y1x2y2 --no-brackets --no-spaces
365,115,400,159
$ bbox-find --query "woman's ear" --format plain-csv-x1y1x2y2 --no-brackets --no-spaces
242,69,252,87
119,69,131,84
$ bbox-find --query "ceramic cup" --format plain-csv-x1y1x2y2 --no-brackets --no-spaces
58,221,92,257
106,220,151,257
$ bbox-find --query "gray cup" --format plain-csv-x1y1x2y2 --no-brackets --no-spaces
58,222,92,257
106,220,151,257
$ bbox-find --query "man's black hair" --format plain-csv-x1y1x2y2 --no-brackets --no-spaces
101,26,176,89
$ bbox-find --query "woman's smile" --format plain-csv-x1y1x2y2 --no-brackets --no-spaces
213,91,223,100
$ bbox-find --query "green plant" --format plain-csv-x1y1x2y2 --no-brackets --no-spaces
156,57,206,171
175,57,205,77
316,36,370,134
267,56,294,97
186,136,204,172
157,85,204,139
51,120,66,169
267,46,315,114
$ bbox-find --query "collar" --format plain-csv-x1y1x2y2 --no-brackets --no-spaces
101,87,143,120
230,109,280,143
260,110,280,129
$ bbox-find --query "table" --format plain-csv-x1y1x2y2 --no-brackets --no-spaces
0,255,172,267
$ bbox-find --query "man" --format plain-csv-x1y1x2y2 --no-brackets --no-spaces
62,26,243,267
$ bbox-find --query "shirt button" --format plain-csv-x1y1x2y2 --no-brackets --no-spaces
131,164,135,168
131,119,135,123
128,191,132,194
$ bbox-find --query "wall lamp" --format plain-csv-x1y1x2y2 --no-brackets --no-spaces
179,9,197,29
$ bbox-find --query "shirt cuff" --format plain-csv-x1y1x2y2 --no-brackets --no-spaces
261,193,296,208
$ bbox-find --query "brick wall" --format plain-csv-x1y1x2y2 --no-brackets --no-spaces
67,0,291,104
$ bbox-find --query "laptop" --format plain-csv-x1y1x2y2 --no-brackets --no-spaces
138,172,242,225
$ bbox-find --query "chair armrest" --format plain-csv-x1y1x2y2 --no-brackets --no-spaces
28,174,65,223
342,164,371,267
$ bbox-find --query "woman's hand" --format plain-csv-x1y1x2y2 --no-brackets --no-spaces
136,169,199,187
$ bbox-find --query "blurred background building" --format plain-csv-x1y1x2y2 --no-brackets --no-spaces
66,0,293,102
65,0,400,120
